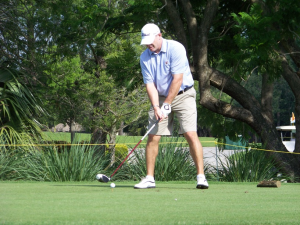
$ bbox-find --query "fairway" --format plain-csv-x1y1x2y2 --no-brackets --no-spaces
42,132,216,147
1,181,299,224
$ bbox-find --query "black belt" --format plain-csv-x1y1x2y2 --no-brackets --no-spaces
178,86,193,95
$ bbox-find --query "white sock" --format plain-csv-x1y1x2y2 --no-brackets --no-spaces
197,174,205,179
146,175,154,181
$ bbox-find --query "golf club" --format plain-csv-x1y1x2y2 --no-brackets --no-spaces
97,119,160,183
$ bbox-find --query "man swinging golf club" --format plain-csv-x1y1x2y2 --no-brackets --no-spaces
135,23,209,189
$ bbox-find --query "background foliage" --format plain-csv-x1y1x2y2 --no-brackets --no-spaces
0,0,299,182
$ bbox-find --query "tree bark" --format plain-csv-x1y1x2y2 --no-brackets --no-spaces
91,127,106,157
280,59,300,153
119,121,124,136
162,0,299,178
69,120,76,144
107,125,117,165
161,0,188,50
196,0,297,176
261,73,274,122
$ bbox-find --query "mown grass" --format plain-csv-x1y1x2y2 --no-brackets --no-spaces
42,132,91,142
1,181,299,225
42,132,216,147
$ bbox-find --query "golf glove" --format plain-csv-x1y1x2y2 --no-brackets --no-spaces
161,103,171,117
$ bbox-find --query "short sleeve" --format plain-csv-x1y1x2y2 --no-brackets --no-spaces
170,42,187,74
140,56,154,84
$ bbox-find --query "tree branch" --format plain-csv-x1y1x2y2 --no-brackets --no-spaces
160,0,187,49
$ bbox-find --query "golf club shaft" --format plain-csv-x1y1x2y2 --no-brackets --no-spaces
110,119,159,178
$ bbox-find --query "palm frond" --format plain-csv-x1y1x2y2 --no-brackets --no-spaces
0,67,45,144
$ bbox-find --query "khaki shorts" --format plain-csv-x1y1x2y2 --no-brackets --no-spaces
148,87,197,135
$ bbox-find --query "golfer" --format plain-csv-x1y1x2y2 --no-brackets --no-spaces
134,23,209,189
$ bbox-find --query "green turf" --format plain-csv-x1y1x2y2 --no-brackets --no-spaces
1,181,299,224
115,136,216,148
42,132,216,147
42,132,91,142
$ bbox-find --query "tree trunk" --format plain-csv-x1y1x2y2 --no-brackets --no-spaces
90,100,107,156
91,128,106,157
161,0,188,50
70,121,76,143
119,121,124,136
162,0,299,178
277,112,280,126
261,73,274,122
66,119,76,143
195,0,297,177
107,125,117,165
280,59,300,153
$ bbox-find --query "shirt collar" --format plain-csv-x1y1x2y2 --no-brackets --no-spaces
160,38,166,52
149,38,166,55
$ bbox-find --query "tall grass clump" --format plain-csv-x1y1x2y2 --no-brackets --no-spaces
0,147,19,180
122,136,210,181
215,149,280,182
0,136,35,180
17,142,110,181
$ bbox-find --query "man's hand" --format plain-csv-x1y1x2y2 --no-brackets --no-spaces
160,103,171,117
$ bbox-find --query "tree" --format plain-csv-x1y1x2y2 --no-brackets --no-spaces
3,0,299,177
0,0,56,83
44,0,149,147
44,55,88,142
115,0,300,178
0,0,149,144
0,64,44,144
78,68,148,159
153,0,300,177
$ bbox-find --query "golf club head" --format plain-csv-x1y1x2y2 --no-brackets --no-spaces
96,174,111,183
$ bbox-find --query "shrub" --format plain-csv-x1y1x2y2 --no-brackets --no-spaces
0,148,19,180
248,142,263,149
15,142,110,181
119,136,210,181
105,144,128,161
114,144,128,160
214,149,280,182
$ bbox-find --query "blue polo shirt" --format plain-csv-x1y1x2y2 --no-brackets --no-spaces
140,39,194,97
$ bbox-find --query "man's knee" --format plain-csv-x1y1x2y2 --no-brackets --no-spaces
184,131,198,141
147,134,161,144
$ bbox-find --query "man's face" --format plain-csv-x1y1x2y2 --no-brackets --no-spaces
146,33,162,53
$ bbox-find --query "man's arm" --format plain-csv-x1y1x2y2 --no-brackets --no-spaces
145,83,161,120
146,73,183,121
164,73,183,105
146,82,159,106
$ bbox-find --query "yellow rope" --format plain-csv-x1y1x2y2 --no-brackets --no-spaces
0,141,214,147
1,141,298,154
214,141,300,155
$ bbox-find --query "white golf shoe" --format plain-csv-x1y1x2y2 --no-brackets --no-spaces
196,176,209,189
134,176,156,189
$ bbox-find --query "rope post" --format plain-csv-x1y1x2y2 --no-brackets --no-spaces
215,142,219,181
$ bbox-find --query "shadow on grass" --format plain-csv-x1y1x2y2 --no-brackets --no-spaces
51,184,197,190
51,184,133,188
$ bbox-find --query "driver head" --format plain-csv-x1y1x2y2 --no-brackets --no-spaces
96,174,110,183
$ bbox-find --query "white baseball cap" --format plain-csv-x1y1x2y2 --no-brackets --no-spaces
140,23,161,45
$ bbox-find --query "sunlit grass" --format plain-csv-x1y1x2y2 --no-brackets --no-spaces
42,132,216,147
1,181,299,225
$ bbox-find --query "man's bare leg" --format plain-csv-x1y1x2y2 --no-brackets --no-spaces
183,131,204,174
134,134,161,189
184,131,208,189
146,134,161,176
